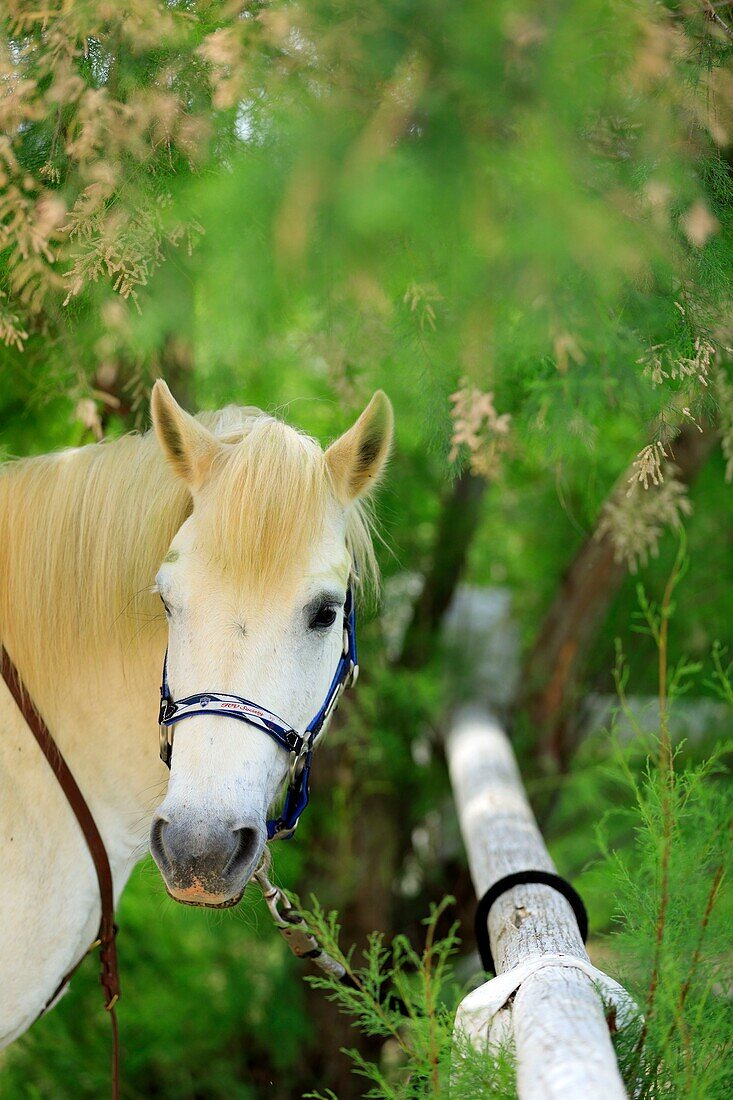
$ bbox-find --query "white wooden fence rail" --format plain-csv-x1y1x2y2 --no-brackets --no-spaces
442,588,636,1099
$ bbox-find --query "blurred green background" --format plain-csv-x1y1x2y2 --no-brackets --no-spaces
1,1,731,1096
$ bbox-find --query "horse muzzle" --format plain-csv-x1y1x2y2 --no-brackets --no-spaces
149,812,265,907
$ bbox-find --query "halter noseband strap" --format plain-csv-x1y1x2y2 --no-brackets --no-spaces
158,582,359,841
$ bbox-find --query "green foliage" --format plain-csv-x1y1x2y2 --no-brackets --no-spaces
545,556,732,1100
608,748,733,1099
298,897,516,1100
3,0,733,461
607,553,733,1099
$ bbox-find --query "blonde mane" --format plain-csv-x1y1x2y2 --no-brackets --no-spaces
0,406,376,690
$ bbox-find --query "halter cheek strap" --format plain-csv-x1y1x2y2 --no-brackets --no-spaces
158,583,358,841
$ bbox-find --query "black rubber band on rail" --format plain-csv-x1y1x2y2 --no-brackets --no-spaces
474,870,589,975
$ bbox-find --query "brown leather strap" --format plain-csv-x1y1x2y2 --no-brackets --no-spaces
1,645,120,1099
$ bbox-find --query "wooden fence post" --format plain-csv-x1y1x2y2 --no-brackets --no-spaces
443,588,636,1099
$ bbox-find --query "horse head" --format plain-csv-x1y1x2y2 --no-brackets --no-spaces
148,382,392,907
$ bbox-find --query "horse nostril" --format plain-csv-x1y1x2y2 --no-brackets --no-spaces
224,826,262,880
149,813,172,876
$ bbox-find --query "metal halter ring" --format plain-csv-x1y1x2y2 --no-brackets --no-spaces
288,746,308,785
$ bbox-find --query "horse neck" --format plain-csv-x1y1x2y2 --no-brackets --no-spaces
24,633,167,861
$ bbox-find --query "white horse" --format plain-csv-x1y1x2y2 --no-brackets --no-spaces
0,381,392,1046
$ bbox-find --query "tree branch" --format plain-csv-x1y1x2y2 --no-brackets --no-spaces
702,0,733,42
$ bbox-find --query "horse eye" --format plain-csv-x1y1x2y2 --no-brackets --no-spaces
309,605,338,631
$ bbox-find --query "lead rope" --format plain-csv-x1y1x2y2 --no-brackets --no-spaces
254,848,350,983
255,851,412,1018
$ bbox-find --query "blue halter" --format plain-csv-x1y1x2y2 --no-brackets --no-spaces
158,582,359,840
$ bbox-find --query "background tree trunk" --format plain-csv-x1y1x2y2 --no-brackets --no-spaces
523,420,719,770
400,469,486,669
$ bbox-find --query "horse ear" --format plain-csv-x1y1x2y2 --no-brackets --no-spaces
325,390,394,504
151,380,219,488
